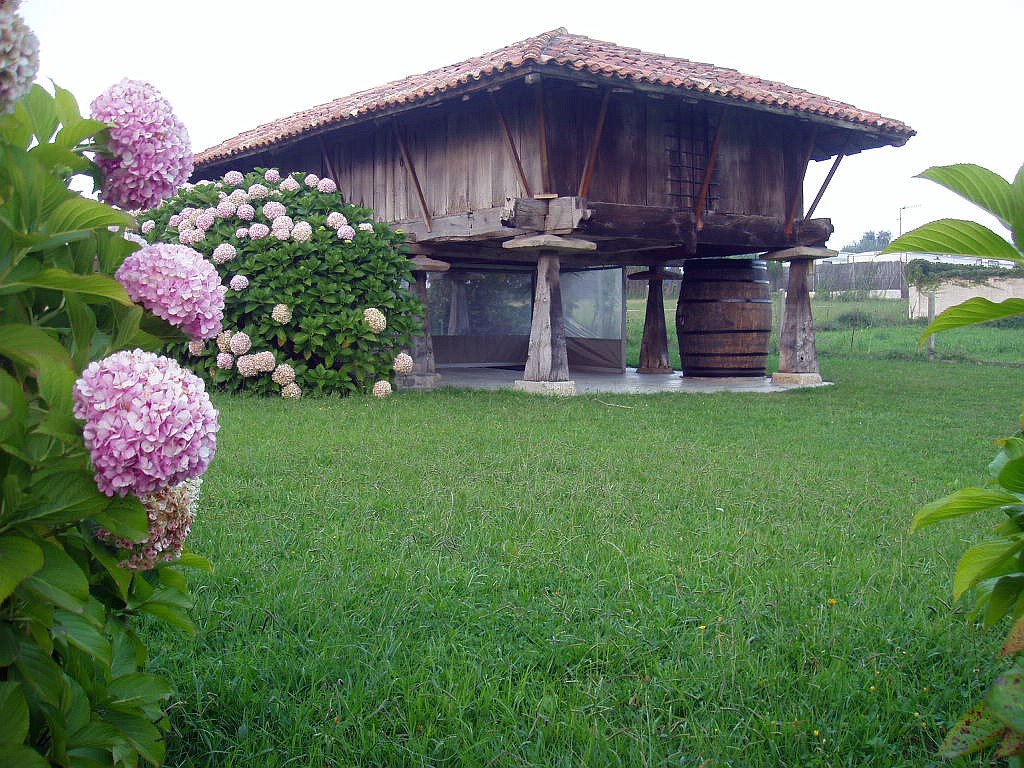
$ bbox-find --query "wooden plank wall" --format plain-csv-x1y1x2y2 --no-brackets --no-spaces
260,82,805,224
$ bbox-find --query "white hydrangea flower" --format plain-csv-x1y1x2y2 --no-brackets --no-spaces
372,380,392,399
271,303,292,324
363,307,386,333
229,332,251,355
281,382,302,399
392,352,414,375
216,330,234,353
272,363,296,386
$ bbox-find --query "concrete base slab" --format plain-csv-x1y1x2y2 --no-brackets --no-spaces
396,372,442,391
513,379,577,396
771,372,824,387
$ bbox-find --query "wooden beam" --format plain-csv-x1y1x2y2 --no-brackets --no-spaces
501,196,548,230
694,109,729,232
400,206,533,243
489,92,532,198
391,118,432,233
535,81,551,195
784,124,819,237
804,149,845,221
578,89,611,198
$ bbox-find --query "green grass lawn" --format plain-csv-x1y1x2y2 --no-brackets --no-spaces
146,352,1024,767
626,296,1023,369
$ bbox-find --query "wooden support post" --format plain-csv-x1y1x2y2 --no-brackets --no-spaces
490,93,532,198
694,109,728,232
773,258,822,386
536,81,551,195
504,234,596,394
522,252,570,383
578,89,611,198
629,268,682,374
392,118,433,233
399,271,442,390
784,125,819,237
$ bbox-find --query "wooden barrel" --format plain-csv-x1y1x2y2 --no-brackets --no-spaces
676,259,772,377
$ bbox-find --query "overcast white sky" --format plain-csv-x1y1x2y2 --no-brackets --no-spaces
21,0,1022,250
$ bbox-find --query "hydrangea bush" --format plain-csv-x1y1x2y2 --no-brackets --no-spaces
140,168,420,397
1,74,214,767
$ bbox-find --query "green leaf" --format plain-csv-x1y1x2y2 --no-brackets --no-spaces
0,682,30,744
12,636,66,707
986,576,1024,628
911,487,1024,532
91,495,149,543
917,164,1021,232
22,84,60,144
175,552,213,572
1001,457,1024,494
989,668,1024,731
10,268,133,306
105,673,172,709
23,539,90,613
53,610,112,666
922,297,1024,340
0,535,44,602
65,294,97,370
0,745,51,768
0,323,74,374
955,539,1024,600
138,601,196,635
46,196,133,235
884,219,1022,264
102,710,166,767
939,703,1006,758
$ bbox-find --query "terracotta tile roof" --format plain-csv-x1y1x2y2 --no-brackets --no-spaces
196,28,914,166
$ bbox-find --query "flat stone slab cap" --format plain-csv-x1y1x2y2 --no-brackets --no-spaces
771,371,826,387
763,246,837,261
396,372,442,390
503,234,597,251
408,255,450,272
513,379,577,396
628,267,684,280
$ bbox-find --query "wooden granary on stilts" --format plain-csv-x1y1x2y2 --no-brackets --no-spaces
193,28,913,392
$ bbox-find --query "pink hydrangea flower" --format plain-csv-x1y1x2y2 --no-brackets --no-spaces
303,174,319,188
216,352,234,369
236,354,259,377
228,189,248,204
273,228,290,241
247,183,269,199
272,215,293,230
90,79,193,210
280,177,300,192
73,350,219,497
337,225,356,241
248,223,270,239
272,363,296,386
326,212,347,228
116,244,224,340
317,178,337,193
262,201,286,220
216,200,236,218
265,168,281,183
168,214,181,228
96,478,202,570
223,170,244,185
180,207,197,221
140,220,155,234
236,203,255,221
212,243,236,264
235,227,249,239
0,2,39,114
229,275,248,291
229,332,251,355
254,351,276,372
292,221,312,242
195,212,215,231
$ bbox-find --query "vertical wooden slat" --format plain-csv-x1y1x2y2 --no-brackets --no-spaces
536,82,551,195
577,88,611,198
318,135,340,186
391,118,432,232
490,92,532,198
784,124,819,237
695,109,729,231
